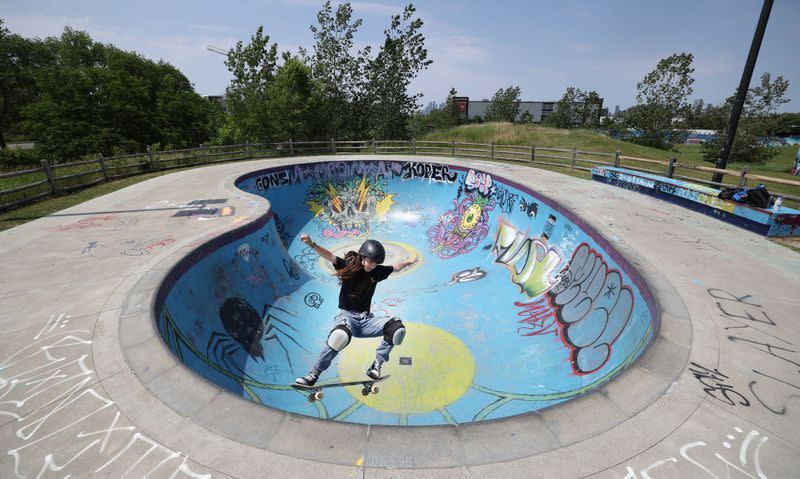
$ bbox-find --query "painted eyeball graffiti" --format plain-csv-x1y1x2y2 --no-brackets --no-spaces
459,203,483,231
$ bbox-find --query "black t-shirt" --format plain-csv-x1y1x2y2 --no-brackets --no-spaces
334,256,393,312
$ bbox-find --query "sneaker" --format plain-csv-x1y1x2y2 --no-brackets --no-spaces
295,371,319,386
366,360,382,380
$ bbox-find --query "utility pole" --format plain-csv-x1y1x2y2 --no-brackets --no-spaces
712,0,773,184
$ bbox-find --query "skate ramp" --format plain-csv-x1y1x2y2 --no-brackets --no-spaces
155,159,658,426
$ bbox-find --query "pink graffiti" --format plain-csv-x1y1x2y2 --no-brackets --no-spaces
371,297,405,319
50,215,123,232
322,228,362,239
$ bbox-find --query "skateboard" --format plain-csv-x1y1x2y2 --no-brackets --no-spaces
291,375,391,403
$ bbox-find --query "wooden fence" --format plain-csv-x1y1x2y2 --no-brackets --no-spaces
2,139,799,212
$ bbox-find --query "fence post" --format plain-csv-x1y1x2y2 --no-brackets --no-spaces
490,143,495,161
200,144,207,164
372,138,377,154
289,139,295,156
739,167,749,187
330,138,336,154
40,159,60,196
571,147,577,168
614,151,620,168
147,146,159,170
531,145,535,163
96,153,108,181
666,157,676,178
412,138,417,155
451,140,455,157
245,142,251,159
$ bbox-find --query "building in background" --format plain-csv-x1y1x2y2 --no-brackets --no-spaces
205,95,227,112
458,97,606,124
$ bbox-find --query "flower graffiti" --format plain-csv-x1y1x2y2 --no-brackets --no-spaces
428,170,496,258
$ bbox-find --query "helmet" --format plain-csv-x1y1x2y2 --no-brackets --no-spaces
358,239,385,264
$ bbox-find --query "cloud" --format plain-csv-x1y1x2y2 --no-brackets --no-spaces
411,32,499,101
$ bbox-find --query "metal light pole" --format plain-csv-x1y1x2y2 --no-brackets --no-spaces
712,0,773,185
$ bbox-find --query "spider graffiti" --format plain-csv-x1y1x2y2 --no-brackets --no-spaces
208,297,310,379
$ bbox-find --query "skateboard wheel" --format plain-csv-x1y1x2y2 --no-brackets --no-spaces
370,385,379,394
361,387,370,396
307,395,316,403
314,392,324,401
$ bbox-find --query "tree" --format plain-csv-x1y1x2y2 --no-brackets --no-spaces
484,86,521,122
0,20,53,148
772,112,800,136
627,53,695,149
701,73,791,165
264,58,324,140
749,72,790,137
544,87,603,129
518,110,534,123
408,87,463,136
22,27,212,159
581,91,604,127
223,26,280,142
544,87,581,128
301,1,371,139
700,104,775,165
362,4,432,139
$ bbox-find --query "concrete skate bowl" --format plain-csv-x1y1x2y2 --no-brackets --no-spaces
154,158,659,427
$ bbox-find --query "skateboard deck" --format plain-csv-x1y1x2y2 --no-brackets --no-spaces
291,375,390,403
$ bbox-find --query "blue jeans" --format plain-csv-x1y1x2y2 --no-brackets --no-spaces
312,309,394,374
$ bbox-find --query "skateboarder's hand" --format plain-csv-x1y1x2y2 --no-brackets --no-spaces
300,233,313,246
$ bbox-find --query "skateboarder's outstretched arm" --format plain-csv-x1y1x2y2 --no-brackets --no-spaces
392,255,418,272
300,232,336,264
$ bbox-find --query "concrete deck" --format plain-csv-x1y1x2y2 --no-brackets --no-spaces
1,155,799,478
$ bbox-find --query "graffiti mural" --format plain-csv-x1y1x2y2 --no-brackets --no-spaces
306,175,396,238
492,219,563,298
156,160,656,425
548,243,634,375
446,267,486,285
519,197,538,219
207,298,310,379
428,169,497,258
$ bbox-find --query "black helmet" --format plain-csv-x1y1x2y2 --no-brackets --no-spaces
358,239,385,264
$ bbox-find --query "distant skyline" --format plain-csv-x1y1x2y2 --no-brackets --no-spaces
2,0,798,112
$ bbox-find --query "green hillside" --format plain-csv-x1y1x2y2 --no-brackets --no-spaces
420,122,800,194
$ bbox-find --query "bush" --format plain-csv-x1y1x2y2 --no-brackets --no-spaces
0,148,39,171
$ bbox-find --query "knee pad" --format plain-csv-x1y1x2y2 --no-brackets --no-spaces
327,324,352,352
383,318,406,345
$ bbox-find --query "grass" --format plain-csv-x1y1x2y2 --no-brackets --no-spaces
420,122,800,203
0,165,212,232
0,144,292,232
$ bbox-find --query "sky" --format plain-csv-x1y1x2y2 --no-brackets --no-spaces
2,0,799,113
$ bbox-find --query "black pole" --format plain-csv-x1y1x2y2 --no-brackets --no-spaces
712,0,773,184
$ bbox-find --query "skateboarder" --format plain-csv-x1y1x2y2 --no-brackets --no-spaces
295,233,417,386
